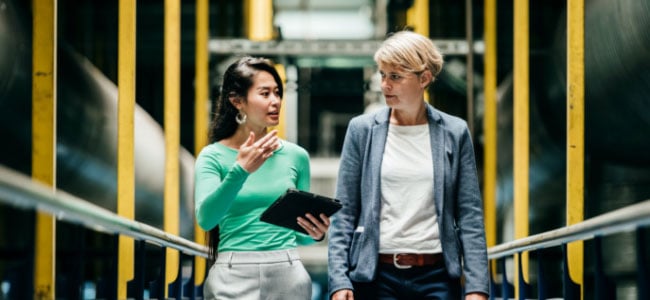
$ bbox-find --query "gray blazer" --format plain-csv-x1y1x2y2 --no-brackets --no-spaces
328,104,489,297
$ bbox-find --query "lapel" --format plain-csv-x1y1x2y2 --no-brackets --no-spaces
369,109,390,215
426,105,445,217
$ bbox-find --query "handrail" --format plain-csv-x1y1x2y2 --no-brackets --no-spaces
488,199,650,259
0,164,209,258
4,161,648,264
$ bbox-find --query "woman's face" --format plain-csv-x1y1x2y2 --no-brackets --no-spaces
241,70,282,129
378,64,428,110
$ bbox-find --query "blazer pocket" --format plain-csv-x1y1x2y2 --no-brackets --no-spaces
446,147,453,162
348,229,364,270
453,224,463,255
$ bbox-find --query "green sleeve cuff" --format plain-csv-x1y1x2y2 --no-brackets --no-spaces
230,162,250,179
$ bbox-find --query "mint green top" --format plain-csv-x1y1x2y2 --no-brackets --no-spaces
194,140,316,252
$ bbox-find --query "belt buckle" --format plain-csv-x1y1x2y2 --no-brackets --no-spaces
393,253,412,269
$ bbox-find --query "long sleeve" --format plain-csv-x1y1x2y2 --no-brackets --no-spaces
328,118,364,295
194,149,249,231
293,149,319,246
455,126,490,295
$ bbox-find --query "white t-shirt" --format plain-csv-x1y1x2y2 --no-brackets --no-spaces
379,124,441,254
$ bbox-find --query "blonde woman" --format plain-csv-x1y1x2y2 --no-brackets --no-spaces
328,31,489,300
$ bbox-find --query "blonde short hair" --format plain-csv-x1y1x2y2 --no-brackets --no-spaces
374,31,444,79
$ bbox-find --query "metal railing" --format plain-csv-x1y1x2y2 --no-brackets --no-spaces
487,199,650,299
0,164,208,299
488,200,650,260
3,162,649,299
0,165,208,258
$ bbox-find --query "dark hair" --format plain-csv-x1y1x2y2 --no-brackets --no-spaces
206,56,283,261
208,56,284,143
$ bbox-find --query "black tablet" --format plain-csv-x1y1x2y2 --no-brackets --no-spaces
260,188,342,235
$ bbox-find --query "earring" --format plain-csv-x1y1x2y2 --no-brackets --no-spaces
235,111,247,124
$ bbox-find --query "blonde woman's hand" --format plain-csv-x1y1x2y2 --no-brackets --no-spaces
465,292,488,300
297,213,330,241
331,289,354,300
236,130,280,173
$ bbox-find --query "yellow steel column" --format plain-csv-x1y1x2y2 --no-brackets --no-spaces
406,0,429,36
271,64,287,139
164,0,181,296
406,0,430,103
194,0,209,286
483,0,497,278
32,1,57,298
567,0,585,298
513,0,530,296
117,0,136,298
245,0,273,41
244,0,285,139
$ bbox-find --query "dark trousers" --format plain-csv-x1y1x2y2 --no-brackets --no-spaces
352,262,461,300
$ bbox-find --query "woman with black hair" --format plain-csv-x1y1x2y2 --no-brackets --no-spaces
195,56,329,299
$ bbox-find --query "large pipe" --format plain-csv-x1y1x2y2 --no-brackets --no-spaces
491,0,650,234
543,0,650,165
491,0,650,296
0,0,194,239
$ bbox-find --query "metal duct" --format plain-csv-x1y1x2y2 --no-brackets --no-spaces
491,0,650,297
543,0,650,165
0,0,195,239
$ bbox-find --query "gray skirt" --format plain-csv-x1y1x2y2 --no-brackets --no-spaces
203,249,312,300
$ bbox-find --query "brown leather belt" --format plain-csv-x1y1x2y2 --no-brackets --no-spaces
378,253,443,269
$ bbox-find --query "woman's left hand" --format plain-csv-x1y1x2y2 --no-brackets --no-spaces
297,213,330,241
465,292,488,300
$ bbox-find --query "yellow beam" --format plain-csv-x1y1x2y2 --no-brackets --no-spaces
243,0,285,138
32,0,57,298
271,64,286,139
513,0,530,295
194,0,209,286
483,0,497,278
164,0,181,295
406,0,430,103
117,0,136,298
567,0,585,298
406,0,429,37
245,0,273,41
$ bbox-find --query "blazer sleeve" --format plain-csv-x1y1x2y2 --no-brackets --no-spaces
455,126,490,295
328,118,364,296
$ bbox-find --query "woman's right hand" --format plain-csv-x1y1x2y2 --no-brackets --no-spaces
331,289,354,300
236,130,279,173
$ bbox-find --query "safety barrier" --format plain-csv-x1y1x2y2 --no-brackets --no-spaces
0,165,209,299
488,199,650,299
